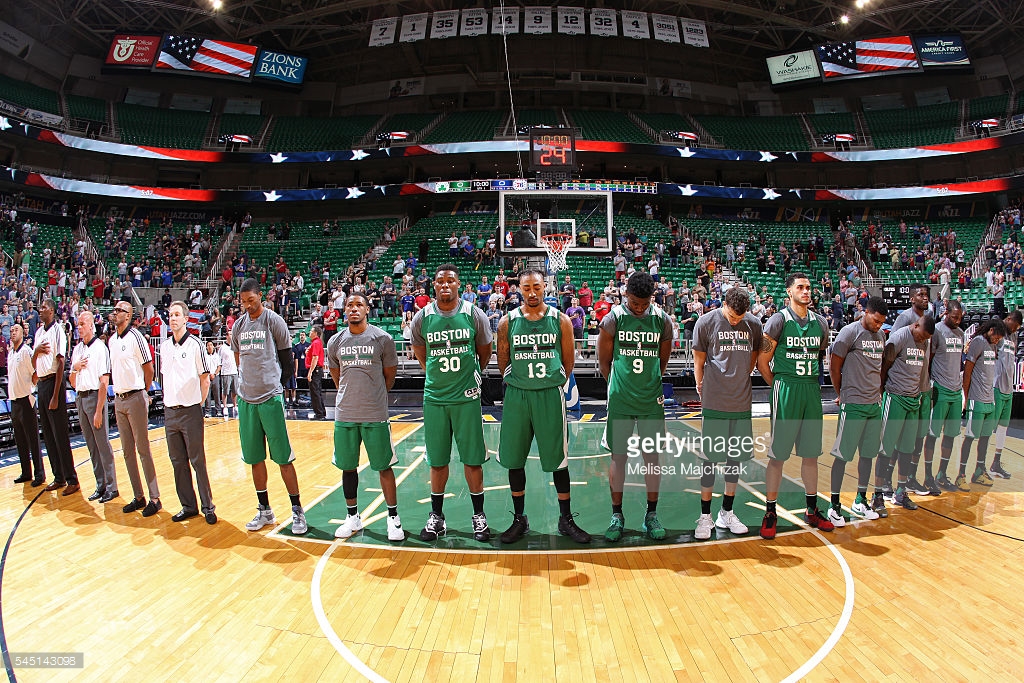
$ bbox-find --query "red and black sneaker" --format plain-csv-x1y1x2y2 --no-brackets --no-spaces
759,511,778,540
805,507,835,532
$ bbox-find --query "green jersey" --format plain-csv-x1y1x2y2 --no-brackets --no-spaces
603,303,671,409
504,305,566,390
415,300,487,404
763,307,829,383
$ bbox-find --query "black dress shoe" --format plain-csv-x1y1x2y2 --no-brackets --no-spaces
14,475,32,484
141,499,162,517
172,509,199,522
205,512,218,525
31,478,44,487
100,490,119,503
88,490,104,501
123,498,146,513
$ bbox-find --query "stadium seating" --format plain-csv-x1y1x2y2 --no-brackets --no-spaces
806,112,858,139
218,113,265,139
265,115,379,152
863,103,958,149
967,94,1009,121
377,113,438,139
115,103,210,149
512,109,563,129
1016,92,1024,115
14,223,76,288
693,115,809,151
65,94,108,124
0,74,61,115
634,113,696,139
421,111,505,144
568,111,652,144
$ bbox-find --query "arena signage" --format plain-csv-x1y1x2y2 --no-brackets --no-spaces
914,34,970,68
254,50,308,84
766,51,821,85
105,35,162,67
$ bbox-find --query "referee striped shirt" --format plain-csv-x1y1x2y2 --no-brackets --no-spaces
160,331,210,408
109,326,153,393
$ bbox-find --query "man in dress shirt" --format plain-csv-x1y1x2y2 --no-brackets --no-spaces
33,299,78,495
160,301,216,524
70,311,118,503
109,302,162,517
8,322,44,486
218,332,238,419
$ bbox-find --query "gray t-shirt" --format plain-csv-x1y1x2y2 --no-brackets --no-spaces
930,320,964,392
831,321,884,405
965,335,998,404
230,307,291,403
995,330,1018,395
409,301,493,347
326,324,398,422
891,307,931,392
692,308,762,413
884,326,928,397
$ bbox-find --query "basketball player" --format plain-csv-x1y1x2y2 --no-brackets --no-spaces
691,286,762,540
928,302,966,492
496,269,590,544
878,315,935,512
887,284,932,496
827,297,888,525
955,319,1006,490
990,311,1021,479
327,293,405,542
70,311,118,503
232,279,307,535
411,265,493,542
599,272,673,541
757,272,833,539
8,323,44,486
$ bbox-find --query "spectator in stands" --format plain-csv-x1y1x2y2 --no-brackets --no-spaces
559,275,576,311
448,233,459,259
566,298,585,351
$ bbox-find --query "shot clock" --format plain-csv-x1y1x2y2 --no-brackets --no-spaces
529,127,577,172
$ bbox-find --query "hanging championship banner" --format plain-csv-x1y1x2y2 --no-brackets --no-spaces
399,13,429,42
621,11,650,40
369,18,398,47
523,7,553,35
557,7,586,35
651,14,681,43
681,18,710,47
430,10,460,39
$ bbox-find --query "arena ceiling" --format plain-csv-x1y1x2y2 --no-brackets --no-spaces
10,0,1023,85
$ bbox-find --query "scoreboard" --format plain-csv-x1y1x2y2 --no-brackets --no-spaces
529,127,577,172
881,285,912,312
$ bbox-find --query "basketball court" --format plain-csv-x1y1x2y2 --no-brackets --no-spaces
1,412,1022,681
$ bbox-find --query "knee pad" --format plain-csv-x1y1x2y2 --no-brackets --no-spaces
699,461,716,488
342,470,359,500
508,467,527,492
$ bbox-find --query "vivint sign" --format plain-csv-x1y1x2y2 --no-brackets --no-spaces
766,50,821,85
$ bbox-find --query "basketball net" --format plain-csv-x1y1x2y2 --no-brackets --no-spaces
540,233,572,273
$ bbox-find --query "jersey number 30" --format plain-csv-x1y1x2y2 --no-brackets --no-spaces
438,357,461,373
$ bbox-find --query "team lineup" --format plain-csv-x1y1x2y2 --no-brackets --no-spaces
10,268,1016,545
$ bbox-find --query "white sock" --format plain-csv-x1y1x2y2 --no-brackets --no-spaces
995,425,1008,452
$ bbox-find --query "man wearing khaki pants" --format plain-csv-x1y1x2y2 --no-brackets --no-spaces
109,302,162,517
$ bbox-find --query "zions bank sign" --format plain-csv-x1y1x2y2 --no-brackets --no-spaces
255,50,308,85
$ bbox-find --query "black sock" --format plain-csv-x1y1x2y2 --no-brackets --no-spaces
257,489,269,507
387,505,398,518
766,499,777,514
938,456,950,478
805,494,817,512
831,493,841,509
701,498,712,515
722,495,734,512
289,493,301,508
856,487,867,503
431,492,445,516
558,498,572,517
612,503,623,515
647,499,658,513
347,505,358,517
993,451,1002,467
470,491,484,515
512,494,525,516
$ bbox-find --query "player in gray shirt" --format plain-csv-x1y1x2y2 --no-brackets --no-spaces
955,319,1006,491
991,310,1022,479
925,302,967,493
827,296,888,524
879,316,934,510
889,285,934,489
233,279,307,535
327,293,405,542
691,287,762,539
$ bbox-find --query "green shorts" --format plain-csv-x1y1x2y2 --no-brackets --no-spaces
917,389,933,439
423,401,487,467
769,379,823,461
830,402,882,462
700,409,754,463
965,400,997,439
333,421,398,472
498,385,568,473
238,395,295,466
929,385,963,438
995,389,1013,428
880,392,921,457
603,399,665,458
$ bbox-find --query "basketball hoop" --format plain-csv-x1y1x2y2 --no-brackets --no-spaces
540,233,573,273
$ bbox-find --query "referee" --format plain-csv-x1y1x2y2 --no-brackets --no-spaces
70,311,118,503
33,299,78,495
161,302,216,524
8,322,44,486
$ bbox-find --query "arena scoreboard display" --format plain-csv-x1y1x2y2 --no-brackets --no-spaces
881,284,912,312
529,127,577,172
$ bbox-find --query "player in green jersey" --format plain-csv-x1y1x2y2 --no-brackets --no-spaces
411,265,493,542
496,269,590,544
598,272,673,541
757,272,834,539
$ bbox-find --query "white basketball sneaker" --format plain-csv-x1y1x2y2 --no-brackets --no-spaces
715,509,749,534
694,513,715,541
334,513,363,539
387,514,406,542
827,506,846,528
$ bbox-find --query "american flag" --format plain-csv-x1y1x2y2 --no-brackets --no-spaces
668,131,699,141
157,35,258,77
970,119,999,128
816,36,918,78
218,134,253,144
822,133,855,143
